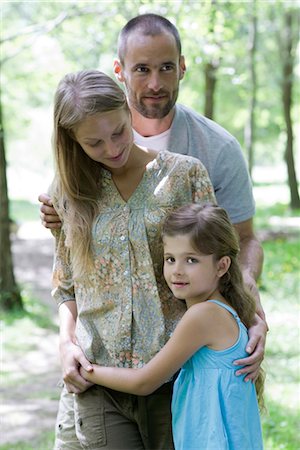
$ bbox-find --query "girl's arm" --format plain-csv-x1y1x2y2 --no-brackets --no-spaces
80,303,215,396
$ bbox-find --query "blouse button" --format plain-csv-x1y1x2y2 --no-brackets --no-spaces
120,235,125,241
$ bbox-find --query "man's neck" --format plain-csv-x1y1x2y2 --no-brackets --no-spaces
131,107,175,137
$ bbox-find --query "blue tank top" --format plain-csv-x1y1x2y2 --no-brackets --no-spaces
172,300,263,449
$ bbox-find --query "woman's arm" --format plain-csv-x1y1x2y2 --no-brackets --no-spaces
52,228,93,393
59,301,94,393
80,303,214,396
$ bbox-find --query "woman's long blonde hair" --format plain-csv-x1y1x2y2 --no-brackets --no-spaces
50,69,129,278
162,203,265,409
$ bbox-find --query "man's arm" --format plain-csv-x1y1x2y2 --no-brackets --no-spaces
233,218,268,382
38,193,62,229
234,218,264,318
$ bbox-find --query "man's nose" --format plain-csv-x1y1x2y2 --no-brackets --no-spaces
147,72,163,92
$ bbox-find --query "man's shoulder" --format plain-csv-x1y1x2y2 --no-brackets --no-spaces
175,104,236,142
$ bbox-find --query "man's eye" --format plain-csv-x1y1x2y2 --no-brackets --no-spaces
136,67,148,73
161,65,174,71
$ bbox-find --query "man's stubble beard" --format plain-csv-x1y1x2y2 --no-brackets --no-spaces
127,86,179,119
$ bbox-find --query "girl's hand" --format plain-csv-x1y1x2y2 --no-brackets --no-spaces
60,340,94,393
79,365,94,382
233,314,267,382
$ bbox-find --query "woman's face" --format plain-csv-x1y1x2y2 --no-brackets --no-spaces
74,108,134,171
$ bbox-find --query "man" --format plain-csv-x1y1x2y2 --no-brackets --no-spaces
40,14,267,449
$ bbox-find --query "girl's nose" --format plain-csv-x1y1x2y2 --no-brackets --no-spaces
173,263,183,276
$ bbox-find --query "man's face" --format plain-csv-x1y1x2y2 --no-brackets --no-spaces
115,32,185,119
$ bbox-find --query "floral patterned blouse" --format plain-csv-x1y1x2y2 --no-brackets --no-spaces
52,151,216,368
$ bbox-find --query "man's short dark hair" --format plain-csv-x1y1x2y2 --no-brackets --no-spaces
118,13,182,64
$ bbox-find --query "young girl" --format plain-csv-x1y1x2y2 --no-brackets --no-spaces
80,203,265,450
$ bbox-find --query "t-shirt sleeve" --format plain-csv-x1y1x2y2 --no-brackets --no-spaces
212,138,255,223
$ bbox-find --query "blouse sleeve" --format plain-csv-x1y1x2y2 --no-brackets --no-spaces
191,161,217,205
51,228,75,307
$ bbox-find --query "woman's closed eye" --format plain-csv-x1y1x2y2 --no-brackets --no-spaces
90,140,103,148
112,126,125,138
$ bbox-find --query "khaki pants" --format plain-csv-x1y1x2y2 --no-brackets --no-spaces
54,383,175,450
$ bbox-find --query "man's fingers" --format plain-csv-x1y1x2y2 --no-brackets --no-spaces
42,221,62,229
38,193,52,206
40,204,57,215
234,351,264,367
41,212,61,223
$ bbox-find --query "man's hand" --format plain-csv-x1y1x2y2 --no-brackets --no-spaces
233,314,267,382
38,193,62,229
60,340,94,394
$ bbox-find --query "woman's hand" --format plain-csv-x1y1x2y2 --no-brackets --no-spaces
60,340,94,394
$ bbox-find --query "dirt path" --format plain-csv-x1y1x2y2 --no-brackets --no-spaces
1,222,61,446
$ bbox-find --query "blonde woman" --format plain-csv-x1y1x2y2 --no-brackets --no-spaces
51,69,215,449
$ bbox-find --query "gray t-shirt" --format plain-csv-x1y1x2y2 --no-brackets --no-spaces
168,104,255,224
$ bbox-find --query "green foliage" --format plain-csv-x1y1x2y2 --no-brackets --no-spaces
10,199,40,223
262,399,300,450
253,202,300,449
1,0,299,168
1,290,57,330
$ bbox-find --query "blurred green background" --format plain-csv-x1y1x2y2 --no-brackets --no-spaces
1,1,299,449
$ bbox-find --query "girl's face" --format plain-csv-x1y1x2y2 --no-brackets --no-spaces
74,108,134,172
163,234,221,305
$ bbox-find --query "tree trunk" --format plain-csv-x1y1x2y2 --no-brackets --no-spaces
203,0,219,120
244,0,258,179
0,93,23,310
281,11,300,209
204,61,218,120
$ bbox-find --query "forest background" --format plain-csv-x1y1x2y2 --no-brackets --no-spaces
1,1,299,449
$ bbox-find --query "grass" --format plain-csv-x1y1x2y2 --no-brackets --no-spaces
254,201,300,449
0,432,55,450
1,197,300,449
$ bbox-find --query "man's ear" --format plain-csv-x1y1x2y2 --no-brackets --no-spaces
179,55,186,80
217,256,231,278
113,59,125,82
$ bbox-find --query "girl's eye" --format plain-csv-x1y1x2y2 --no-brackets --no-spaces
187,257,198,264
165,256,175,263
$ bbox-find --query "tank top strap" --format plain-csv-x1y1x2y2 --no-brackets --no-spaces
207,299,241,323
